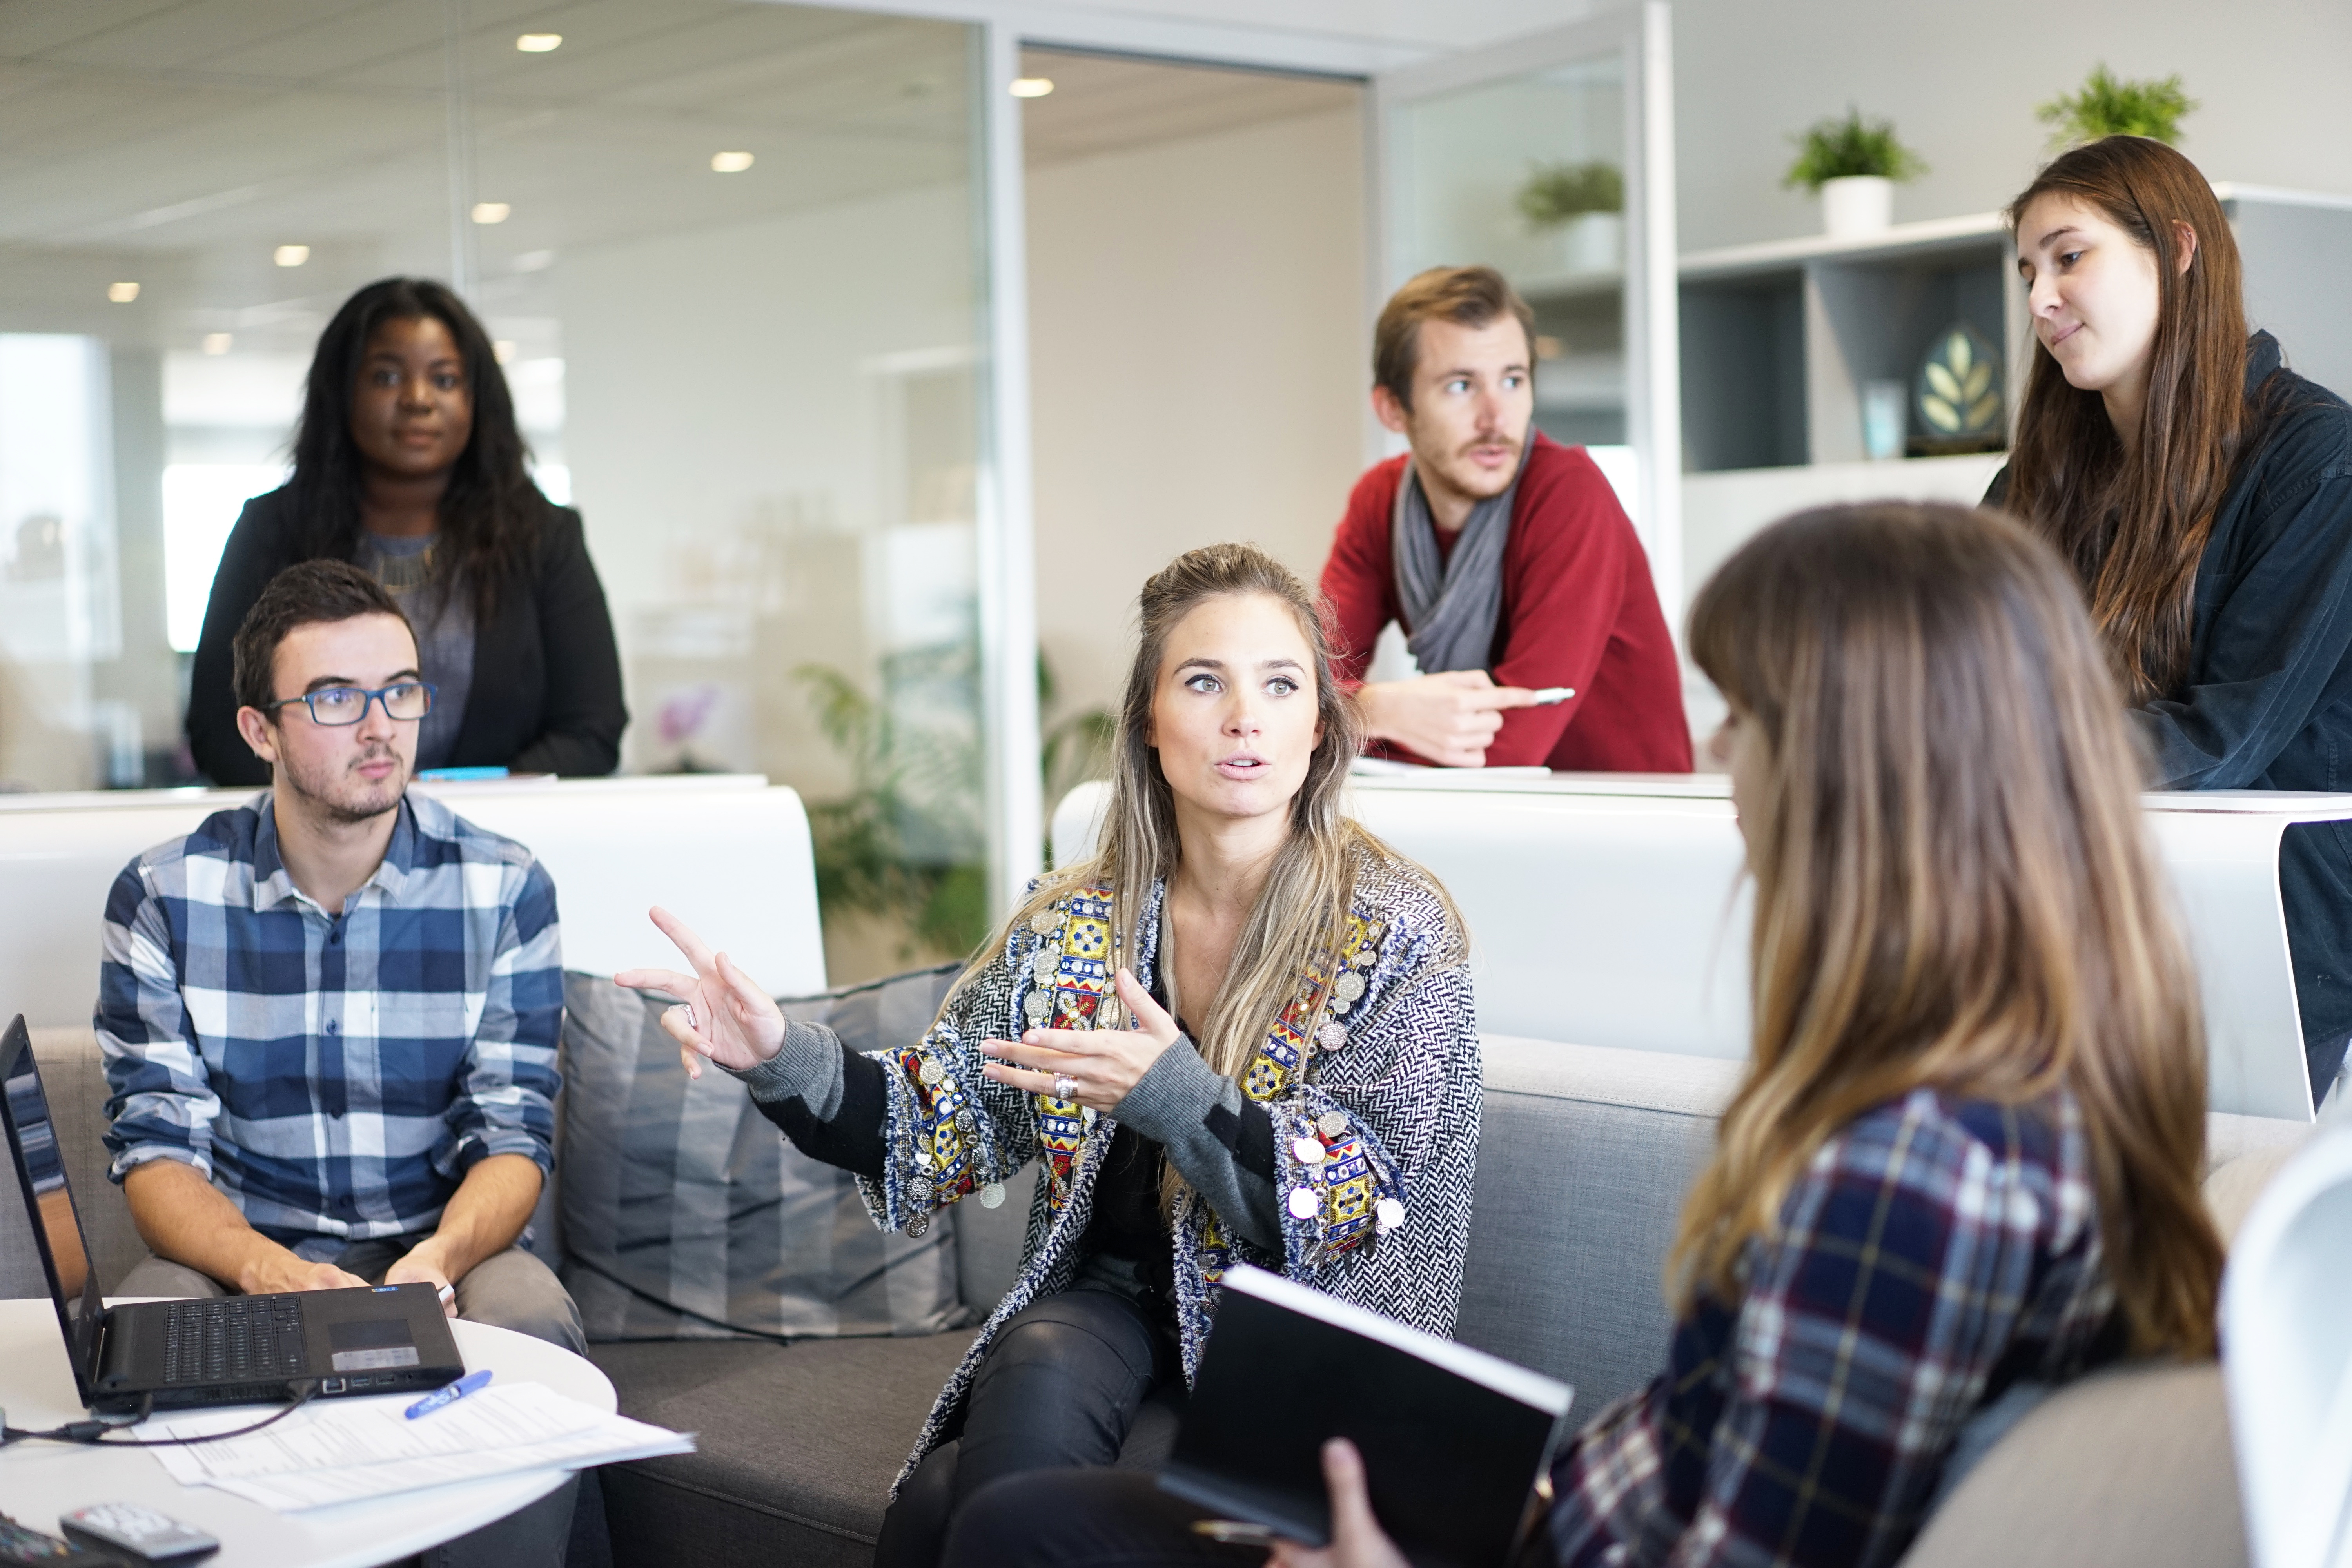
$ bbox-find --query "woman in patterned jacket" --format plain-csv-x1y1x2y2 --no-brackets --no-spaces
1246,502,2226,1568
619,542,1480,1566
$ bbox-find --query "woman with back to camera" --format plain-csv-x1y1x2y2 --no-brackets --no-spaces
1996,134,2352,1105
187,277,625,784
959,504,2225,1568
617,543,1481,1566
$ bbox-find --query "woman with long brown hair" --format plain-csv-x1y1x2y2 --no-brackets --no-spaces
1994,134,2352,1106
619,543,1480,1566
1240,503,2223,1568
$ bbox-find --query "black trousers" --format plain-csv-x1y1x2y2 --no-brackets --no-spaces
874,1287,1188,1568
943,1468,1263,1568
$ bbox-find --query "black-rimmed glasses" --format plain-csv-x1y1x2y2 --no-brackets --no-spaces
264,682,437,726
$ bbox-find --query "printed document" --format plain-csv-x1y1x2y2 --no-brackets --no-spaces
136,1381,695,1512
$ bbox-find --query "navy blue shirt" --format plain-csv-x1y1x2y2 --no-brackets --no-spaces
1991,332,2352,1093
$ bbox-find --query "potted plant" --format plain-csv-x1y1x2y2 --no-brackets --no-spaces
1784,107,1927,239
2038,65,2195,147
1515,160,1624,275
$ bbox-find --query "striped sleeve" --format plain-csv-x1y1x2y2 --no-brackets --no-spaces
95,860,220,1180
438,858,563,1177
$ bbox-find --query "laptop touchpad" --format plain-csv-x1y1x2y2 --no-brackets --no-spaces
329,1318,420,1371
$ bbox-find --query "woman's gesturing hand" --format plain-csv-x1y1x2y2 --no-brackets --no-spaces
1270,1440,1410,1568
980,968,1178,1111
614,905,785,1079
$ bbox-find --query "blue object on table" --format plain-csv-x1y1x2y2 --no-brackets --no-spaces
417,766,510,782
407,1368,493,1419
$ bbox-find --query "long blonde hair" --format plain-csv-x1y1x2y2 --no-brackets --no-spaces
1677,502,2221,1356
952,543,1458,1138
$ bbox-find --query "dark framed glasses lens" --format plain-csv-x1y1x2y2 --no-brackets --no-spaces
308,688,368,722
383,683,433,719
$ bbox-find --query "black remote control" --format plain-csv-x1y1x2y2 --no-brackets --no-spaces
58,1506,218,1565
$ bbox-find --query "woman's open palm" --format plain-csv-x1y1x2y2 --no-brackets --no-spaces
615,906,785,1078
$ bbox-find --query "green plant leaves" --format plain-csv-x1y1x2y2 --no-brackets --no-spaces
2037,65,2194,148
1516,161,1624,229
1783,106,1927,191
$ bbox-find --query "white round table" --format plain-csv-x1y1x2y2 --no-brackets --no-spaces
0,1298,616,1568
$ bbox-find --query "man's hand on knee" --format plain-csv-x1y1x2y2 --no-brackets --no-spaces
261,1257,372,1294
385,1241,458,1317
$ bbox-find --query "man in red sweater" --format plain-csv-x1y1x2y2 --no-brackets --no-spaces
1321,266,1690,771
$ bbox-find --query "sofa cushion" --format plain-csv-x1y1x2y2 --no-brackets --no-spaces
558,967,966,1341
1897,1360,2245,1567
592,1331,975,1568
1459,1037,1739,1419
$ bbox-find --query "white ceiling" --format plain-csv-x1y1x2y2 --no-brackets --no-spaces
0,0,1371,355
1020,46,1357,167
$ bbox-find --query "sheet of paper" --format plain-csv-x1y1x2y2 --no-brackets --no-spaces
138,1381,695,1511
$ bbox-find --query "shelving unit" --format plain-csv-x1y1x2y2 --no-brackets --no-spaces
1521,269,1628,449
1678,214,2021,472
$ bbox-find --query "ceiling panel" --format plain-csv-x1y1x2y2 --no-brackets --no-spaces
25,0,385,72
0,0,191,60
1020,47,1359,168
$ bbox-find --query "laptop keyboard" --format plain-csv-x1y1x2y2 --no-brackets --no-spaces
161,1296,307,1386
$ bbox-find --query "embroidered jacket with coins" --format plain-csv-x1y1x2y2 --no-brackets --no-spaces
863,844,1481,1495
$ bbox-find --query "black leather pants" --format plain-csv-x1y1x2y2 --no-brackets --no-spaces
873,1286,1181,1568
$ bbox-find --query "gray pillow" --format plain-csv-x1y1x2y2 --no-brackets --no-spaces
557,964,968,1341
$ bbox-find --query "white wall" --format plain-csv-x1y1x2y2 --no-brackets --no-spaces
1025,105,1368,720
1667,0,2352,252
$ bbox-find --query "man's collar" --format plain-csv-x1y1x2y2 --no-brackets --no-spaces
249,788,419,913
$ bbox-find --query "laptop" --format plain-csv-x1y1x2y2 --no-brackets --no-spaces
0,1014,464,1416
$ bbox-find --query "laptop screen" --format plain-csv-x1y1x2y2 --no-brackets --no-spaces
0,1018,105,1397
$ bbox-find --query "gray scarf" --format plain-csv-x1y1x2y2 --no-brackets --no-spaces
1390,436,1533,674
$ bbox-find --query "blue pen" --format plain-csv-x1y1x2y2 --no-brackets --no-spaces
407,1368,492,1419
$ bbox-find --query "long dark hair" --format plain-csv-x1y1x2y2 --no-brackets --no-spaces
287,277,544,616
2002,137,2260,701
1682,502,2221,1356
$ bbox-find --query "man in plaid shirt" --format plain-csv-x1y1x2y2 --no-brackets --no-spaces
98,561,579,1354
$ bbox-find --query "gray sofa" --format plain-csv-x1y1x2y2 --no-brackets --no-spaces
24,1026,2286,1568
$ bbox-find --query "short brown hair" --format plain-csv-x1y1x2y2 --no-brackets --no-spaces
231,560,414,713
1373,265,1536,412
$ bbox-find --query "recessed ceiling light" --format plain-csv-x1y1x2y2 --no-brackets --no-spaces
516,33,561,52
711,151,754,173
203,333,233,355
1009,77,1054,98
494,340,518,365
107,281,140,303
513,250,555,274
471,202,512,225
273,244,309,267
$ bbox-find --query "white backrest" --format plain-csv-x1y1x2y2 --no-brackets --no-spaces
0,774,825,1028
1049,774,2345,1120
2222,1125,2352,1568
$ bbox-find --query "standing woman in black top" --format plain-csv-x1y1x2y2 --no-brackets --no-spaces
187,277,626,783
1993,136,2352,1106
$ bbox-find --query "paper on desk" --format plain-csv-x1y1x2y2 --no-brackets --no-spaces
137,1381,695,1512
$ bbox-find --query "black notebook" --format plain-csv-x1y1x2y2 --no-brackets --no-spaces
1160,1265,1574,1568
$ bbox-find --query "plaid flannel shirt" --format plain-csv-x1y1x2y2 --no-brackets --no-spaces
1542,1088,2122,1568
96,789,562,1259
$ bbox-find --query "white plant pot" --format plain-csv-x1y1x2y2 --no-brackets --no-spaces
1553,211,1624,274
1820,175,1893,238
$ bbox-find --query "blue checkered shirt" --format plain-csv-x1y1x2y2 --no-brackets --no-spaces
96,789,562,1259
1541,1089,2123,1568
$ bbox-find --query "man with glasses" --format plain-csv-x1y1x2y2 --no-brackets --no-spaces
95,560,580,1357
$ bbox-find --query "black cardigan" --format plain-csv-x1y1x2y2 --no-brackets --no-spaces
1988,332,2352,1093
187,487,628,785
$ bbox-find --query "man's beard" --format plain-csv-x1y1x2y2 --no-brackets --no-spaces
279,743,408,825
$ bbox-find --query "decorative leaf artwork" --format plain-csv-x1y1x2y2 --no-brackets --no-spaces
1915,324,2003,438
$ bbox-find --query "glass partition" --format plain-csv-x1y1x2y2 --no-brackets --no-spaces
0,1,993,980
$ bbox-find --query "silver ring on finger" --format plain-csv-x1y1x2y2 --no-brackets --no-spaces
1053,1072,1076,1100
682,1003,698,1031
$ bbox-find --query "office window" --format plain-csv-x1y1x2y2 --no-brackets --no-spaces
0,2,991,980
